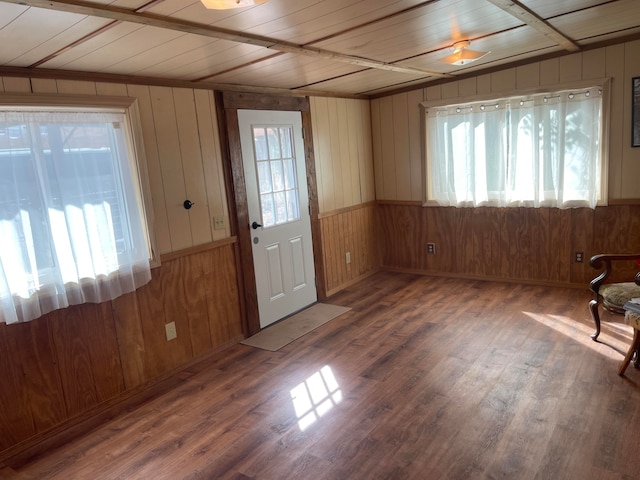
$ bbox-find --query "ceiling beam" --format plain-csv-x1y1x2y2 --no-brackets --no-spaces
2,0,453,78
485,0,580,52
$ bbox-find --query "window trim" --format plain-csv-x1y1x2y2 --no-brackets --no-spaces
420,78,611,208
0,93,159,267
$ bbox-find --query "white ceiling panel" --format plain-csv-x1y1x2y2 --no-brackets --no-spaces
124,37,260,79
0,7,98,65
549,0,640,42
206,53,364,89
0,3,28,29
44,24,185,72
159,0,431,45
6,16,114,67
304,69,431,96
518,0,616,18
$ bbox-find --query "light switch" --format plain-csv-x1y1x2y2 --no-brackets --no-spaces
214,215,226,230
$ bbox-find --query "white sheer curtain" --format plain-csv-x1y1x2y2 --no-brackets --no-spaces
0,110,151,324
427,87,603,209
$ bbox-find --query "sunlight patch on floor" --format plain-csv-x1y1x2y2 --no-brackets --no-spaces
290,365,342,431
522,311,632,361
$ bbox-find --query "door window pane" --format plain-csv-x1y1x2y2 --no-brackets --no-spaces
257,161,272,194
254,128,268,161
251,125,301,228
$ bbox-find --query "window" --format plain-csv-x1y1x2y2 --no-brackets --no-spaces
0,97,154,324
425,84,607,209
252,125,300,228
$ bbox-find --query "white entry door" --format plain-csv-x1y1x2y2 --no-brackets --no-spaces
238,109,317,329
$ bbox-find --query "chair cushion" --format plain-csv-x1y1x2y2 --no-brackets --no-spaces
600,282,640,309
625,310,640,330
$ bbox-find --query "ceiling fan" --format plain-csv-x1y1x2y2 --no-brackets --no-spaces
440,40,490,66
201,0,269,9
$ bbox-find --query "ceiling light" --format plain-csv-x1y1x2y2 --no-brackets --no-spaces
200,0,269,9
440,40,489,66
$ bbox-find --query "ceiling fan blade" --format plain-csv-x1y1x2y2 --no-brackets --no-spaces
440,49,490,66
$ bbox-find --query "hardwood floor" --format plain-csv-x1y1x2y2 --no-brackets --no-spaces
9,272,640,479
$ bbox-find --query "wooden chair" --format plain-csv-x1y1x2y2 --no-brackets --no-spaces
619,305,640,376
589,255,640,370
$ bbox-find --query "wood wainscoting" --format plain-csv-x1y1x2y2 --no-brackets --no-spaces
378,203,640,287
319,202,381,296
0,239,243,459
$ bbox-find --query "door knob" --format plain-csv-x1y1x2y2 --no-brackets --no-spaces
251,221,263,230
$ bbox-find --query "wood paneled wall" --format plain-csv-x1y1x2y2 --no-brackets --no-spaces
371,39,640,202
378,204,640,286
0,76,231,255
0,75,244,457
310,96,375,213
319,203,380,296
310,96,380,294
0,241,242,455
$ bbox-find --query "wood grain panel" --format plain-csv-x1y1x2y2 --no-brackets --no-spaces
327,97,345,209
194,89,229,241
392,93,411,201
407,89,423,202
158,257,194,370
319,203,380,295
49,306,100,415
379,204,640,287
202,245,243,344
49,302,125,417
125,83,172,255
559,53,583,83
112,293,146,390
516,63,540,89
358,100,375,203
185,253,213,357
149,85,192,252
539,58,560,86
55,79,96,95
310,96,333,213
378,96,397,200
0,324,36,450
13,319,67,432
30,78,58,93
370,98,384,200
173,88,213,247
1,77,30,92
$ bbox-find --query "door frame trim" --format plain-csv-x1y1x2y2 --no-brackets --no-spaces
219,91,326,336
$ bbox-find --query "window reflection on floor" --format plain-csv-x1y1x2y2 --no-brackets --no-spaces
290,365,342,431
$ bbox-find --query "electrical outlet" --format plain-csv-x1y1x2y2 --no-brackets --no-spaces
575,251,584,263
213,215,226,230
345,252,351,264
427,243,436,254
165,322,177,341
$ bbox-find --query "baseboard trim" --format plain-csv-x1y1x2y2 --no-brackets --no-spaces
381,266,588,290
326,269,381,297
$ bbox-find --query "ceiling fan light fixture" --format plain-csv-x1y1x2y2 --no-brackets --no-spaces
440,39,489,66
200,0,269,9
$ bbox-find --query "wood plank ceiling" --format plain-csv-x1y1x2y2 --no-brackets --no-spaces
0,0,639,97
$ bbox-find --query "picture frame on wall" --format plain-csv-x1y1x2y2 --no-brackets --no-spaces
633,77,640,147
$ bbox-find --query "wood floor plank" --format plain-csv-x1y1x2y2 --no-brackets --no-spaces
10,271,640,480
